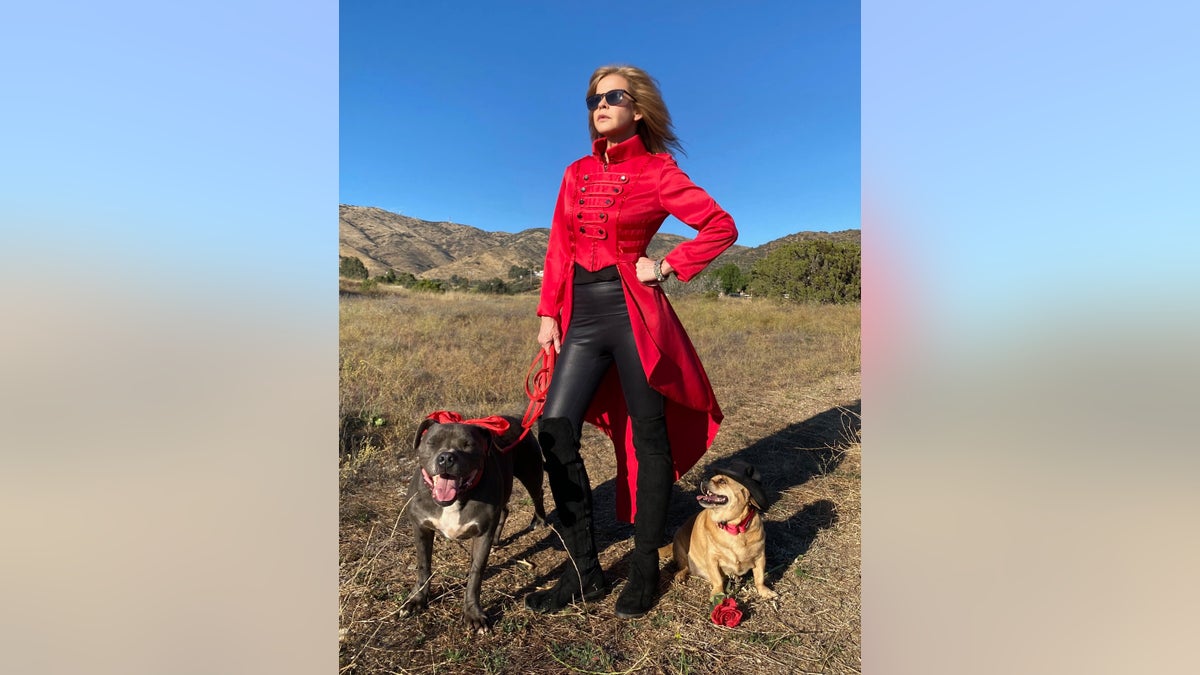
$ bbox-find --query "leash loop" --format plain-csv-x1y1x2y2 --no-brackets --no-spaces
498,347,555,453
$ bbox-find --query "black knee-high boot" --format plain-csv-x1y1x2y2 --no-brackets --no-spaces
614,414,673,619
525,416,608,613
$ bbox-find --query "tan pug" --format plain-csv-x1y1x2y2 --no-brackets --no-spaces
664,461,778,600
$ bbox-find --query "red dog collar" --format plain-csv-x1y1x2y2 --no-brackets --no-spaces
719,508,757,535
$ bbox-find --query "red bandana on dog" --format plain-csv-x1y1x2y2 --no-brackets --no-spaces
719,508,756,535
424,410,511,437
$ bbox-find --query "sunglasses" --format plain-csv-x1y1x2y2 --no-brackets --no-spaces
586,89,637,111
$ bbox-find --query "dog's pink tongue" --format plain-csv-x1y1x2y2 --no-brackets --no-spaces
432,475,460,502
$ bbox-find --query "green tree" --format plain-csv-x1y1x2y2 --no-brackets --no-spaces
474,277,510,294
411,279,445,293
712,263,748,295
339,255,368,280
749,240,860,303
507,265,530,280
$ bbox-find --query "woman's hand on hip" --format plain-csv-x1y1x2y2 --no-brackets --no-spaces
635,256,673,284
538,315,562,354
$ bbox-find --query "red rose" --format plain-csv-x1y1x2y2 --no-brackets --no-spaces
710,597,742,627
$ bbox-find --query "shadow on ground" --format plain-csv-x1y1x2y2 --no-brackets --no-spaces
516,401,860,595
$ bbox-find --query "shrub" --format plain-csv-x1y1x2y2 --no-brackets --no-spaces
339,255,369,280
749,240,860,303
474,277,510,294
411,279,445,293
711,263,748,295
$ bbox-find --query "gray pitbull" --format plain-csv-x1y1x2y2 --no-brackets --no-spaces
399,414,547,631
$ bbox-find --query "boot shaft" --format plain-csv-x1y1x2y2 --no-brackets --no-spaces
539,416,600,565
630,414,673,553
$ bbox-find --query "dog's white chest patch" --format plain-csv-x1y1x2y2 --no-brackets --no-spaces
426,503,478,540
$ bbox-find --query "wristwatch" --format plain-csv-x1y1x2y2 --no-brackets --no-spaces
653,259,667,283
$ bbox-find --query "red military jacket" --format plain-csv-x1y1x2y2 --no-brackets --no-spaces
538,134,738,523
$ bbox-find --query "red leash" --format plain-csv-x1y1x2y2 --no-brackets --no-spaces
504,347,556,452
424,348,555,454
518,347,556,440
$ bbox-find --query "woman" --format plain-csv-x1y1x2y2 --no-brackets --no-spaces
525,65,738,619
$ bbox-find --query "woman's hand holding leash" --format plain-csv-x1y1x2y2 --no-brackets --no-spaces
538,316,562,354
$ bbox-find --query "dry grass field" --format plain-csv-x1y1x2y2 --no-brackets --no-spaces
339,282,861,674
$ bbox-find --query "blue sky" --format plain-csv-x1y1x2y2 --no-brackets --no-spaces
340,2,860,248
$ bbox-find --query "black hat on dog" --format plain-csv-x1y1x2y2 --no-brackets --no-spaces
710,460,770,512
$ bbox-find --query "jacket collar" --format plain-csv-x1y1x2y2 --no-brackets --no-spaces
592,133,648,165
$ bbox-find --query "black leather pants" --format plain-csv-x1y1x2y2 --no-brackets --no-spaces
542,278,665,426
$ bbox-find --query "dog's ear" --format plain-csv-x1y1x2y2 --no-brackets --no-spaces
413,418,438,451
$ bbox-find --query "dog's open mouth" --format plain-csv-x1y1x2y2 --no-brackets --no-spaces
422,468,477,503
696,489,728,507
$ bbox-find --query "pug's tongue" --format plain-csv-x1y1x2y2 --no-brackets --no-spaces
432,475,460,502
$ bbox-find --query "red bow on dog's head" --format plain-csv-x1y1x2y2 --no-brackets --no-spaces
424,410,511,437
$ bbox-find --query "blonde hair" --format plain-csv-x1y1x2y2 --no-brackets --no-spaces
587,65,682,156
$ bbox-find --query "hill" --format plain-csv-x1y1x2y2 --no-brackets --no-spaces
710,229,860,271
339,204,858,283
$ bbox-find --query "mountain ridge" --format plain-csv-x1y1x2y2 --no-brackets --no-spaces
339,204,859,282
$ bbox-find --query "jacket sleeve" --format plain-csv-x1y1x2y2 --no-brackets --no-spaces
537,167,573,318
655,157,738,282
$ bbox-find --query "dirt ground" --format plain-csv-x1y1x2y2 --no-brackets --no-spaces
341,390,859,673
339,290,860,674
